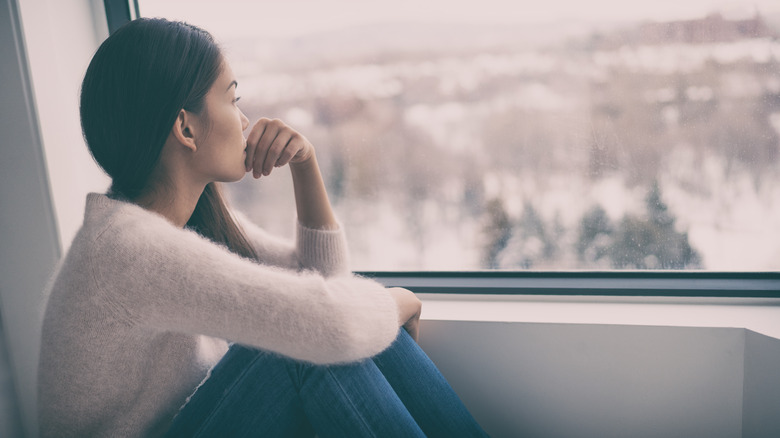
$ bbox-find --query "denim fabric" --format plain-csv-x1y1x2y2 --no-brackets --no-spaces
165,328,488,437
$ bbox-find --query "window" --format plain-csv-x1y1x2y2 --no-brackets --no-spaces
138,0,780,271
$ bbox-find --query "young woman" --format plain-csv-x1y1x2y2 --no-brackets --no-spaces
37,17,488,438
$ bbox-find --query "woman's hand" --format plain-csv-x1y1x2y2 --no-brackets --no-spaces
245,118,314,178
388,287,422,342
245,117,338,230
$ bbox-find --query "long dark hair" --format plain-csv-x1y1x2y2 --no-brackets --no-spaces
80,17,257,259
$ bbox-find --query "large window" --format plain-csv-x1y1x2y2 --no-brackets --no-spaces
139,1,780,271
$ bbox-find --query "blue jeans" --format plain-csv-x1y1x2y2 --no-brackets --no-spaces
165,328,488,437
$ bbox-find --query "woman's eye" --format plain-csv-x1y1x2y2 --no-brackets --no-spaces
233,96,241,104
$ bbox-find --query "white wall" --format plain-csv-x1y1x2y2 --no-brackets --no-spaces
416,294,780,437
1,1,107,436
1,0,60,435
418,320,780,438
743,331,780,437
17,0,110,251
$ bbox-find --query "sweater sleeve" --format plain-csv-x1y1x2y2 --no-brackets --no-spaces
92,214,399,365
232,211,350,277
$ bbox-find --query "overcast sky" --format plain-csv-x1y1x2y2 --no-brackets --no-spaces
140,0,780,39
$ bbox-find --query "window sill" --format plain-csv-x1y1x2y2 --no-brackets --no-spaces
359,271,780,339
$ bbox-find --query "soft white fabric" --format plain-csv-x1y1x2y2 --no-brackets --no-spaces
38,193,399,438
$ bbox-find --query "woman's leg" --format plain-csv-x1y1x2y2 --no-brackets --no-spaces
372,328,489,438
165,341,427,437
164,344,316,438
291,354,426,438
166,329,486,437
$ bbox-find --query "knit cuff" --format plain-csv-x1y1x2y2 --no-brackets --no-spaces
296,222,350,277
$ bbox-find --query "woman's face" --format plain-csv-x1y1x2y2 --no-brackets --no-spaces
189,60,250,183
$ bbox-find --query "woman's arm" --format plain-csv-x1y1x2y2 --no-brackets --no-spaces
244,118,337,230
241,118,347,275
94,213,401,364
234,211,349,277
290,153,337,230
242,118,423,339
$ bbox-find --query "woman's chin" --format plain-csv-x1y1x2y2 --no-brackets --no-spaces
234,170,249,182
217,169,248,183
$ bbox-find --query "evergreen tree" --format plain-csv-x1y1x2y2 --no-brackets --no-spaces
481,198,512,269
500,202,558,269
646,181,674,229
577,205,614,266
609,182,701,269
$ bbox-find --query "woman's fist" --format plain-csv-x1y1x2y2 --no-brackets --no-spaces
388,287,422,342
245,118,314,178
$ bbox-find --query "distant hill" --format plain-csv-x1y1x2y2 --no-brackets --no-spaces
587,12,779,51
225,10,780,70
225,19,620,68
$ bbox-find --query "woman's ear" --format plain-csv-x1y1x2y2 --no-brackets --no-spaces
171,109,198,152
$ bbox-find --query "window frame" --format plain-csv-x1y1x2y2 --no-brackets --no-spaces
110,0,780,298
359,271,780,298
104,0,139,34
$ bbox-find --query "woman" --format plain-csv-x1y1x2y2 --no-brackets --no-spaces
37,17,488,437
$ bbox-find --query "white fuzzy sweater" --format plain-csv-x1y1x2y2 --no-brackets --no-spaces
38,193,400,437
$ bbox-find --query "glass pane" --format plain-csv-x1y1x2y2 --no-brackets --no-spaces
139,1,780,270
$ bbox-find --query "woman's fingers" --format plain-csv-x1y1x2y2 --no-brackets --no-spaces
253,121,279,177
244,118,268,172
245,118,313,178
249,118,281,178
262,131,293,176
274,133,302,168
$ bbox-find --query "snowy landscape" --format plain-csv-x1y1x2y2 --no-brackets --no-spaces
212,9,780,271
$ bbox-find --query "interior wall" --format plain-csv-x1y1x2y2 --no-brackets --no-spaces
0,0,61,435
418,320,749,438
742,330,780,437
0,313,22,436
16,0,110,252
1,1,107,436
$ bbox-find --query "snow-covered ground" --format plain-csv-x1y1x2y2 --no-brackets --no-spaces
226,35,780,271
